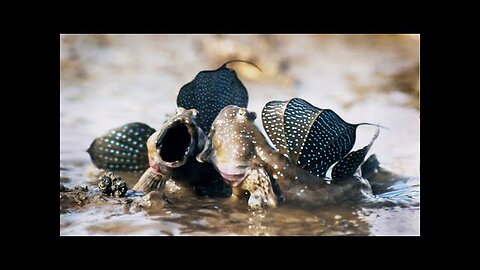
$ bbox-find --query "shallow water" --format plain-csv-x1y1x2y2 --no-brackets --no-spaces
60,34,420,236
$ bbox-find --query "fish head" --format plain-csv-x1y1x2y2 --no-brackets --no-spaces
197,105,259,187
147,107,205,172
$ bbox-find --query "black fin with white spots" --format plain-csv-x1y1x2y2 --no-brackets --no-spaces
361,154,381,177
262,98,381,179
332,127,379,180
261,100,289,155
177,61,249,133
87,122,156,172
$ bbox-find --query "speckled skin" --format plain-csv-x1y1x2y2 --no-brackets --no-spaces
198,105,374,208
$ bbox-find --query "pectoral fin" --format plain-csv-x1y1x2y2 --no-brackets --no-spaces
196,128,215,163
132,167,167,193
240,167,278,209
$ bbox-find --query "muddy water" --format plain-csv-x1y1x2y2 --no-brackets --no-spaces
60,34,420,236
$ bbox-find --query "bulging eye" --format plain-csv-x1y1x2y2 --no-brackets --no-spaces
238,109,247,116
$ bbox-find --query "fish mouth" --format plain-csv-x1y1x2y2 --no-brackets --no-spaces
217,165,249,187
156,118,197,168
219,171,247,187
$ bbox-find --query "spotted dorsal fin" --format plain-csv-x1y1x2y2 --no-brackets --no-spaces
262,98,381,179
177,61,250,133
331,127,379,179
261,100,289,156
87,122,156,172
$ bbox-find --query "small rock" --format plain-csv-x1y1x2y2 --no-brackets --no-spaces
130,191,167,211
98,171,128,198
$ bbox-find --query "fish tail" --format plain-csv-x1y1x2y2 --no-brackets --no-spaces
87,122,156,172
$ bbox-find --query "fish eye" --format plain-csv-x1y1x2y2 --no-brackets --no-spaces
238,109,247,116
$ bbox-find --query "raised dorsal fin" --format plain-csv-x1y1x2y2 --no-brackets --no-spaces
176,61,250,133
262,98,381,179
331,127,380,180
261,100,289,156
87,122,156,172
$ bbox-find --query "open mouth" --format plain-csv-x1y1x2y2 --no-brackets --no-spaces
219,171,247,187
157,121,194,167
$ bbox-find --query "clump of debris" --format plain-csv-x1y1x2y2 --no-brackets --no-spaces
98,172,128,198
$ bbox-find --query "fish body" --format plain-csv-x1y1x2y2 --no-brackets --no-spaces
133,107,230,197
88,61,254,197
198,105,375,208
262,98,380,179
134,60,257,196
